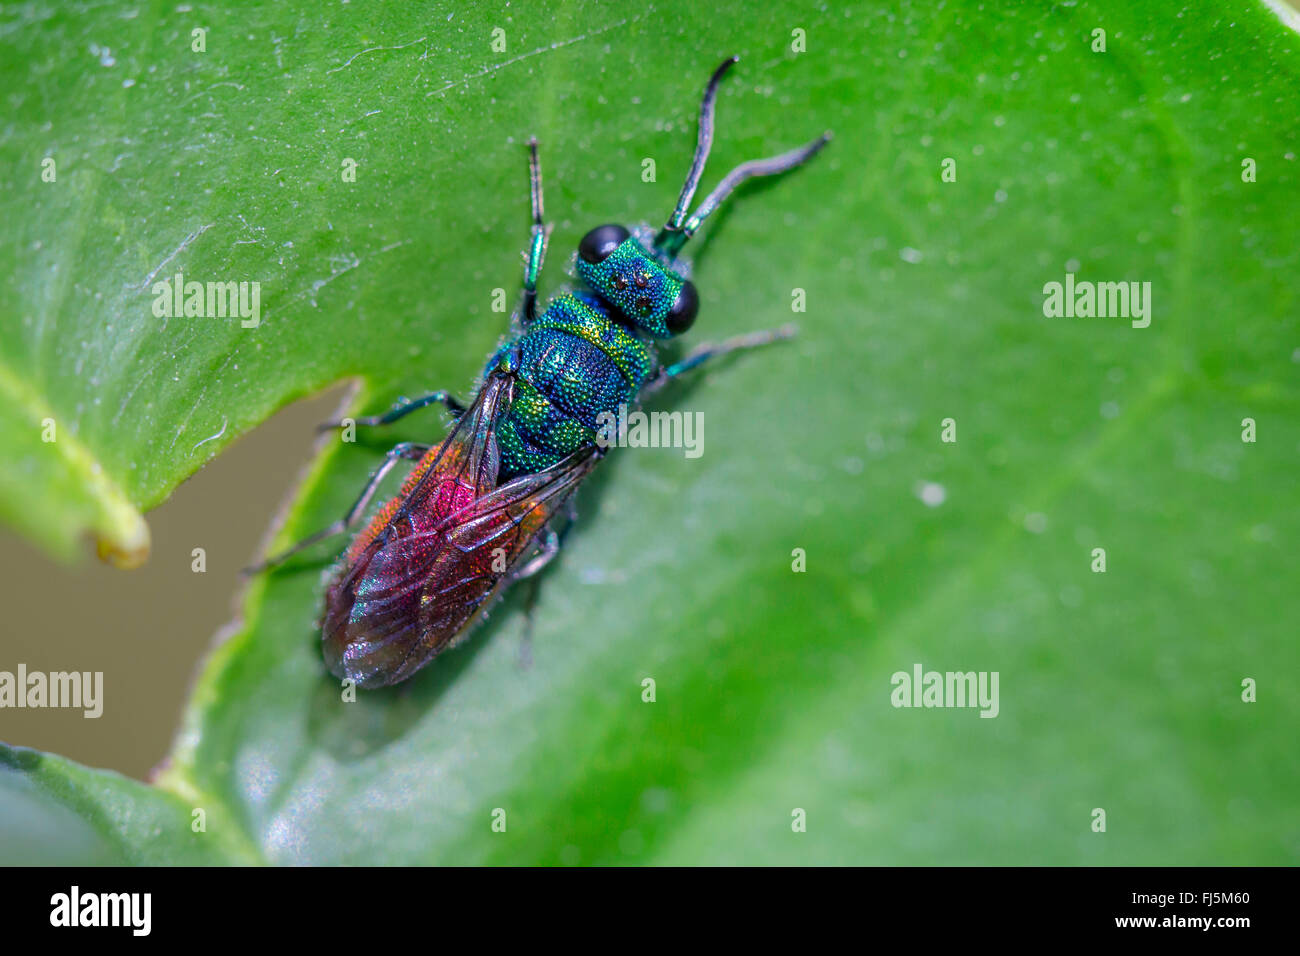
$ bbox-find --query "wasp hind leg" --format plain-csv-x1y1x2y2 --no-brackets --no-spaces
512,500,579,667
318,391,466,433
245,441,432,574
514,526,562,580
514,529,559,670
639,324,799,400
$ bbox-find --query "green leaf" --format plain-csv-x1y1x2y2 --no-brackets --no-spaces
0,746,256,864
2,1,1297,864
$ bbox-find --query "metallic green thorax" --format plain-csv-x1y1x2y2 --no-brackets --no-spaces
484,56,830,482
493,288,655,479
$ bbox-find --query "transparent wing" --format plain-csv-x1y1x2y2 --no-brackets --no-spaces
322,370,512,684
323,440,599,687
338,371,513,567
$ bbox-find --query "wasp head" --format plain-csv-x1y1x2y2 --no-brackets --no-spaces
575,224,698,338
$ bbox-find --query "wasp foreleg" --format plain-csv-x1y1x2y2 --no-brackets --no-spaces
317,391,466,432
639,323,798,399
518,137,551,328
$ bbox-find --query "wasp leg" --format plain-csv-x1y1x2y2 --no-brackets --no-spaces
639,323,799,400
512,499,580,667
514,526,562,580
245,441,432,574
512,529,559,670
514,530,559,670
516,496,580,579
318,391,466,433
517,137,551,328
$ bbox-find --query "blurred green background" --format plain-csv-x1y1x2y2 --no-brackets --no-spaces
0,0,1297,864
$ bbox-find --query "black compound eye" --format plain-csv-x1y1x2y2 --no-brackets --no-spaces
665,280,699,334
579,224,630,264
